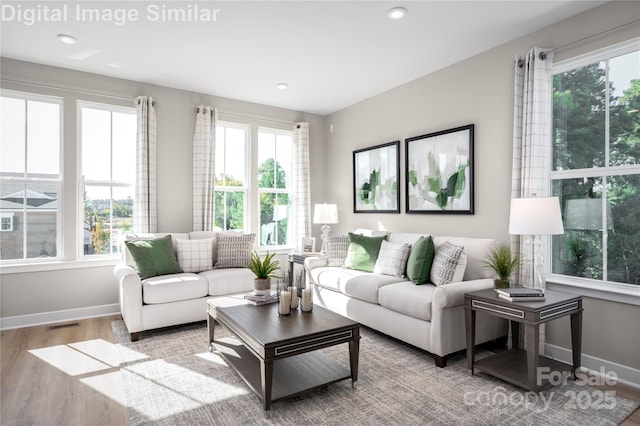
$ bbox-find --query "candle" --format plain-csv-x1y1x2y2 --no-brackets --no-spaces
279,290,291,315
290,287,298,309
301,288,312,312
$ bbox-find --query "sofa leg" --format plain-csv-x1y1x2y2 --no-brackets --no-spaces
130,332,140,342
434,355,447,368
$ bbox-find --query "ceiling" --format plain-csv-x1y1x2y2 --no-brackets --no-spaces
1,1,607,115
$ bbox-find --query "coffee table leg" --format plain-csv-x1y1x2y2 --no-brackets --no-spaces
207,314,215,352
349,336,360,388
261,359,273,411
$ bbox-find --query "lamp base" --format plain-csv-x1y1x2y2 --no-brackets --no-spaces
320,224,331,255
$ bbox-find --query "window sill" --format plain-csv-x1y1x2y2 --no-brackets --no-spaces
0,257,120,274
546,274,640,305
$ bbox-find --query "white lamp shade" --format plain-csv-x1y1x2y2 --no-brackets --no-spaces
313,203,338,224
564,198,613,231
509,197,564,235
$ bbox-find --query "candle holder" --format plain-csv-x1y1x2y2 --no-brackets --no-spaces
301,287,313,313
290,286,299,310
277,281,291,316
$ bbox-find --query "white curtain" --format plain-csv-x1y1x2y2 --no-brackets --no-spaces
291,122,311,251
511,47,554,287
511,47,554,351
192,106,217,231
134,96,157,233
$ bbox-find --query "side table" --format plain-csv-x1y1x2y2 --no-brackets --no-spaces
464,288,583,391
288,252,322,286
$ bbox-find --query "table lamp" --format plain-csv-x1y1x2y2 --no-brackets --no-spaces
313,203,338,255
508,196,564,290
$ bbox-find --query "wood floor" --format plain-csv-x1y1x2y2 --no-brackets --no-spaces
1,315,639,425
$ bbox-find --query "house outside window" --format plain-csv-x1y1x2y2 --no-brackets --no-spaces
79,102,136,257
550,40,640,287
214,122,249,231
0,91,62,261
258,128,293,247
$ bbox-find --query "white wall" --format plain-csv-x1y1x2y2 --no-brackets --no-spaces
324,1,640,372
0,59,326,323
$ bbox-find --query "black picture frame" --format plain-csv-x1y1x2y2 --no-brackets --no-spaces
405,124,474,214
353,141,400,213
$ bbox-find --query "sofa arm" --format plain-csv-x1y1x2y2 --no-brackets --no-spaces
304,255,328,270
432,278,495,310
114,263,144,334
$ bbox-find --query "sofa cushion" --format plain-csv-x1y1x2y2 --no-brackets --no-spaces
378,281,436,321
175,237,214,273
430,241,464,285
123,232,189,267
142,273,208,304
344,233,388,272
341,273,406,304
125,235,183,279
374,240,411,278
199,268,255,296
432,236,500,281
406,236,435,284
213,233,255,269
327,235,349,267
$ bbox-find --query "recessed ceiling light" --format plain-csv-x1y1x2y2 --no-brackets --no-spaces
387,7,407,20
57,34,77,44
276,83,288,90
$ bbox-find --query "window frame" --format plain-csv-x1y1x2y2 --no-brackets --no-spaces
0,90,64,264
77,100,136,259
214,121,250,232
257,126,294,249
547,37,640,303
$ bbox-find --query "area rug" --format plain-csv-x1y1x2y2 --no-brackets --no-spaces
112,320,637,426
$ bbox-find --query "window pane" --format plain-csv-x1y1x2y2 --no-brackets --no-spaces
214,190,244,231
225,127,245,187
553,62,606,170
607,174,640,284
0,182,24,259
0,97,25,175
82,108,111,180
552,178,604,280
258,132,275,188
609,51,640,167
84,186,112,255
25,183,58,258
27,101,60,176
260,192,289,246
276,134,292,188
112,186,134,254
112,112,136,183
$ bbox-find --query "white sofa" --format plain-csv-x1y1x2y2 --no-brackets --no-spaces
114,231,255,341
305,232,508,367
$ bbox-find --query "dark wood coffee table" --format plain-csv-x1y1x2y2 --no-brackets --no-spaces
207,296,360,410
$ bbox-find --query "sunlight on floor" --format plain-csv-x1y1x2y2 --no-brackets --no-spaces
29,345,113,376
194,351,228,366
69,339,148,366
122,359,250,421
80,370,128,406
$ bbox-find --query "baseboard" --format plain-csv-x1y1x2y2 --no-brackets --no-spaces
0,304,120,330
545,342,640,389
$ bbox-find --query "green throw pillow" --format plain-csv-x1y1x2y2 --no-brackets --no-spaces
406,236,435,285
125,235,183,279
343,232,388,272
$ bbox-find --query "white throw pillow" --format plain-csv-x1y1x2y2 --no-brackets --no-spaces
430,241,464,286
175,238,214,273
327,235,349,267
374,240,412,278
213,233,256,269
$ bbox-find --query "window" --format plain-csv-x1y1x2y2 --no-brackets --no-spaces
258,128,293,247
550,41,640,286
0,91,62,261
79,102,136,256
214,122,248,231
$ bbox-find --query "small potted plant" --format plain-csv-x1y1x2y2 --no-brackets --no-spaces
484,247,520,289
248,251,282,295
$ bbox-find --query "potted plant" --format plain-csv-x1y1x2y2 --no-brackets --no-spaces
484,247,520,289
248,251,282,294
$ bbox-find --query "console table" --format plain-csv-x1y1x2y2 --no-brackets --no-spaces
288,252,322,285
464,288,583,391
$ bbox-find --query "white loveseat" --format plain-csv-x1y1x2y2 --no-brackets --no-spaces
306,231,508,367
114,231,255,341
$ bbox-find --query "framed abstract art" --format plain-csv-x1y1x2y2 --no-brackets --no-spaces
353,141,400,213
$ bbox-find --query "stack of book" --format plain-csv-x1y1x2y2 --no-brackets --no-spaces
496,288,545,302
244,291,278,306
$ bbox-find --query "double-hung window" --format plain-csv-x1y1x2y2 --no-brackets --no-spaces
550,40,640,287
258,128,293,247
214,122,249,231
79,102,136,257
0,91,62,262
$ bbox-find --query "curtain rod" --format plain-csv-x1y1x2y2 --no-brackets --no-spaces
0,78,142,103
554,18,640,54
216,109,300,128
